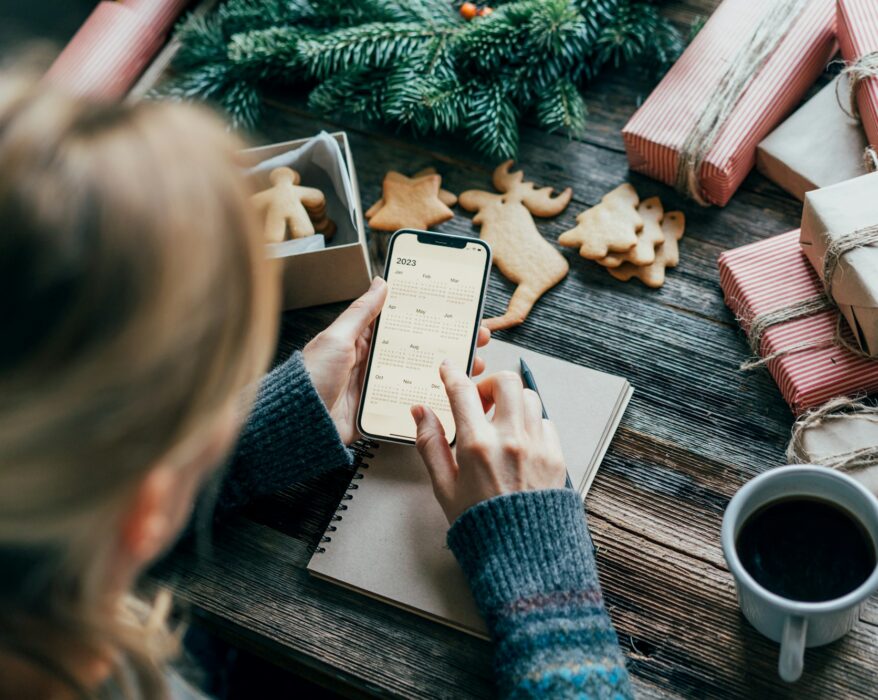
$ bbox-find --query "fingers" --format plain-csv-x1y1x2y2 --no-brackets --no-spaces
439,361,489,435
475,371,525,431
328,277,387,342
412,405,457,501
476,325,490,348
472,356,486,377
523,389,543,435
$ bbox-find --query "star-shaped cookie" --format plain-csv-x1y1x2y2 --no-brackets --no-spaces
366,168,456,231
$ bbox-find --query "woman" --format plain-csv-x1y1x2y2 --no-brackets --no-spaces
0,76,631,699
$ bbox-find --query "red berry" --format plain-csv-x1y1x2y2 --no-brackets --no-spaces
460,2,478,20
478,6,493,16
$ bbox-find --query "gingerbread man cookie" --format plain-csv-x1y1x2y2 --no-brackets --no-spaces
558,183,642,260
598,197,666,268
250,167,335,243
459,160,571,330
366,168,456,231
608,210,685,288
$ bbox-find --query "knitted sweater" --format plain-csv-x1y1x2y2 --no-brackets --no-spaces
220,352,633,699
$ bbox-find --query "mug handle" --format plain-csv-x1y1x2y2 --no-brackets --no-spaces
778,615,807,682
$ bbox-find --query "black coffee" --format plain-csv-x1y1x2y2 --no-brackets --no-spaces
736,497,876,602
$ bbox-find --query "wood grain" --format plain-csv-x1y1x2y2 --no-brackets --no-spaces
149,0,878,697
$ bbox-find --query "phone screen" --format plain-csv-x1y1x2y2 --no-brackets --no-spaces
357,230,492,444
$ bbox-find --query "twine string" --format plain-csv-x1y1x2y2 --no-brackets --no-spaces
674,0,809,205
740,225,878,369
786,396,878,473
840,50,878,121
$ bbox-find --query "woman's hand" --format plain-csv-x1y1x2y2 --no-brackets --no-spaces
303,278,490,444
411,363,567,524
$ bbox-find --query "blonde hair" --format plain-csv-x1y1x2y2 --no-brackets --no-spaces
0,75,279,696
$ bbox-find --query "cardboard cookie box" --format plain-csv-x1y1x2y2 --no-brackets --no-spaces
242,131,373,310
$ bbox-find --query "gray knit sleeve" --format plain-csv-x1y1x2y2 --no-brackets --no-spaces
217,351,353,512
447,489,632,699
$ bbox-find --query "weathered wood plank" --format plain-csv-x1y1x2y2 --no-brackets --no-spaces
591,514,878,699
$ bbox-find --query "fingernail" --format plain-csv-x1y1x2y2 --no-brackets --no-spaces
370,276,384,290
410,405,424,423
441,359,451,369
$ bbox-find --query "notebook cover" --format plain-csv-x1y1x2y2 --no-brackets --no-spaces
307,339,631,637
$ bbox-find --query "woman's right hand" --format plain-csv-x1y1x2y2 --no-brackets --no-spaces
410,361,567,525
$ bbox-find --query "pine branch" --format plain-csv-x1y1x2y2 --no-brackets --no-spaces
222,79,263,129
297,22,441,78
164,0,686,159
307,68,390,122
536,77,587,135
466,81,519,160
593,1,682,73
227,26,308,79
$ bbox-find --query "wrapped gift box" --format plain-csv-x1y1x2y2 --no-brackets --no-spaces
718,230,878,414
800,171,878,356
45,0,191,99
838,0,878,148
757,75,869,201
623,0,836,207
242,132,373,311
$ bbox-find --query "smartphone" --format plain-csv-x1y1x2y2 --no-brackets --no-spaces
357,229,492,445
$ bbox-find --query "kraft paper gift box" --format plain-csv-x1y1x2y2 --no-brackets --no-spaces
757,75,869,201
838,0,878,148
800,171,878,356
242,132,373,311
793,409,878,494
718,230,878,415
622,0,836,207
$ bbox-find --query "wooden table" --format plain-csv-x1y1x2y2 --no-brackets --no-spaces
151,2,878,697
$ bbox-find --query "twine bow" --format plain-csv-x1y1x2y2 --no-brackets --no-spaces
840,50,878,121
787,396,878,473
740,224,878,370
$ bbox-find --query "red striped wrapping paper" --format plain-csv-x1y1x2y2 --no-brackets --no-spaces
718,230,878,414
622,0,836,207
838,0,878,148
45,0,191,100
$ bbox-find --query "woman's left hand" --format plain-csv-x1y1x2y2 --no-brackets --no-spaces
302,277,491,444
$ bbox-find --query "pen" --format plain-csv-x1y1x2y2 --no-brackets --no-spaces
518,358,574,490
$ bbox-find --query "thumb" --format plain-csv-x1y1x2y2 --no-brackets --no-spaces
331,277,387,340
411,405,457,504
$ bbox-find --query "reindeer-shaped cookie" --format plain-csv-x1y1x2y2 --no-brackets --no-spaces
459,161,572,330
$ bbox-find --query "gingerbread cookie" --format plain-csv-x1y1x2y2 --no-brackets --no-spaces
460,160,571,330
608,210,685,288
250,167,335,243
598,197,666,268
558,183,642,260
366,168,456,231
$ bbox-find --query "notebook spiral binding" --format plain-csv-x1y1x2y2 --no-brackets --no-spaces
315,438,379,554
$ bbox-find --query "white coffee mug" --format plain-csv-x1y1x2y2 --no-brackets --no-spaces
722,465,878,682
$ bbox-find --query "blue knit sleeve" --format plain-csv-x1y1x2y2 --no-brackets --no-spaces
218,351,353,511
447,489,632,699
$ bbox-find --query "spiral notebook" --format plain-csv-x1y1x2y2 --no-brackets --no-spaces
307,339,632,638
